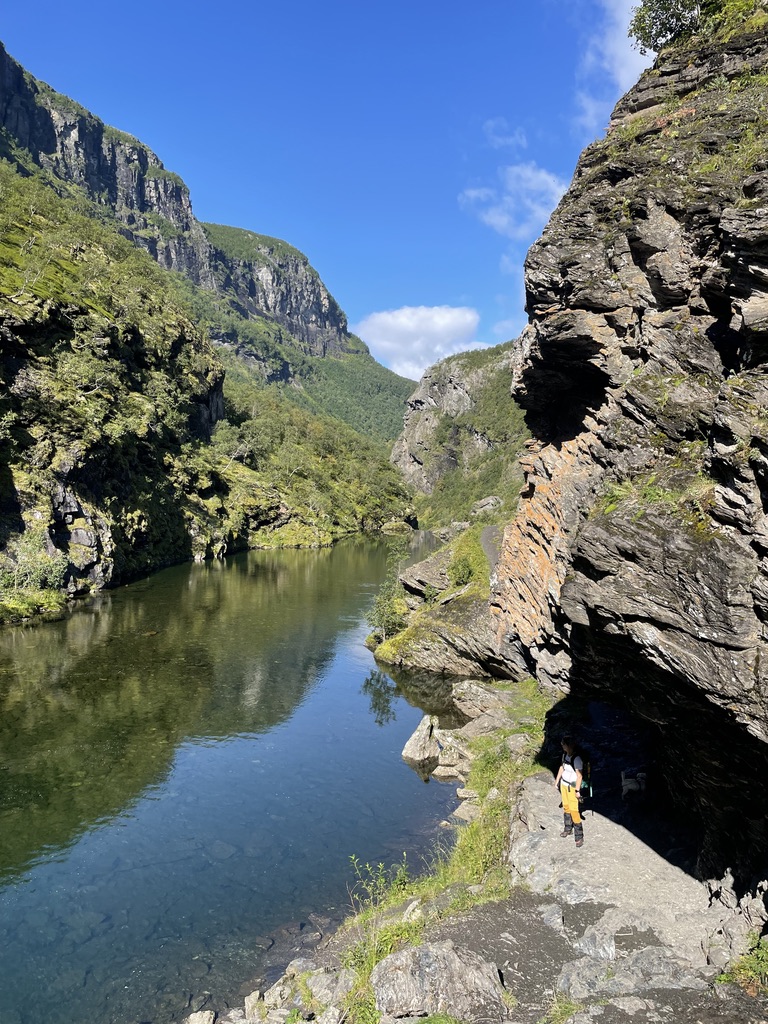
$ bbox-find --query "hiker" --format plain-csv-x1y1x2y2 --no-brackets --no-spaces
553,735,585,848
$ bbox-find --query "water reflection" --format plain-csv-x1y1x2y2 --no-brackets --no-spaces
361,669,399,727
0,541,393,881
0,538,456,1024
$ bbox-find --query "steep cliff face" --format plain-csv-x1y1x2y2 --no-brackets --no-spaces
202,224,352,356
391,341,529,499
491,22,768,889
392,353,495,494
0,42,215,287
0,42,352,359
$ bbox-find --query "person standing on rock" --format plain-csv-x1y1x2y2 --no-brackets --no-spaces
554,736,584,848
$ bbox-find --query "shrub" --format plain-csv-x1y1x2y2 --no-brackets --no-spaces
718,932,768,995
629,0,702,53
0,523,68,591
448,553,474,587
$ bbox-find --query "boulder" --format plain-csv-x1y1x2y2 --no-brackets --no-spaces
370,940,510,1021
401,715,440,773
471,495,503,517
452,680,517,719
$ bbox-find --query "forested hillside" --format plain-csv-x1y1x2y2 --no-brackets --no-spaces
0,47,415,621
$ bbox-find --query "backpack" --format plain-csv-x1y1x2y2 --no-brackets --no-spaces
563,747,592,802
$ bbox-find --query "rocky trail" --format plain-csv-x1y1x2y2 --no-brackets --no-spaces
187,688,768,1024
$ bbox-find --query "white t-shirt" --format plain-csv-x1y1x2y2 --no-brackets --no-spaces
561,754,582,785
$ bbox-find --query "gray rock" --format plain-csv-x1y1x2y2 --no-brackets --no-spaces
399,547,452,598
243,989,262,1020
471,495,503,517
305,967,355,1007
263,974,301,1010
391,347,524,495
431,764,469,781
456,786,479,801
370,940,510,1021
558,946,707,1001
452,680,517,719
504,733,530,757
458,712,511,738
575,909,658,961
402,715,440,772
316,1009,344,1024
538,902,566,935
452,801,482,823
284,957,318,978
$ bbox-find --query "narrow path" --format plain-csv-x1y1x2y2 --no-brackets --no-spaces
481,524,502,570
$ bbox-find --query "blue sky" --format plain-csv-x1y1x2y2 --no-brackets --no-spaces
3,1,651,380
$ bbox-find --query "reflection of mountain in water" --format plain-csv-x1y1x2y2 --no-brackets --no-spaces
0,538,392,881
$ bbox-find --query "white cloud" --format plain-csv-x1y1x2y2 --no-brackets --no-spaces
483,117,527,150
588,0,654,94
352,305,485,380
573,0,654,139
459,161,568,242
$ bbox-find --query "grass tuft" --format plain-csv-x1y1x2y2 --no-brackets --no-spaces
717,932,768,995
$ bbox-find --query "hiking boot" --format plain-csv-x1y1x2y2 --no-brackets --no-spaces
574,822,584,848
560,813,573,837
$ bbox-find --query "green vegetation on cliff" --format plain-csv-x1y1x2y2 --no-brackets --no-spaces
409,343,529,528
203,222,318,272
199,222,414,441
0,160,412,620
294,351,415,442
629,0,768,53
369,342,528,668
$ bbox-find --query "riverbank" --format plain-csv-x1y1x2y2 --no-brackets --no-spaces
0,523,416,628
186,679,768,1024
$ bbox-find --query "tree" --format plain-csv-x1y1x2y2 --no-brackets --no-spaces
629,0,702,53
366,539,409,642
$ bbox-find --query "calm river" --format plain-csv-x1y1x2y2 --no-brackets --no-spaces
0,537,457,1024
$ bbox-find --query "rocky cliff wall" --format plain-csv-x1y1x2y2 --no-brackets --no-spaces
391,341,529,494
202,225,351,356
0,42,351,358
490,23,768,891
0,42,215,287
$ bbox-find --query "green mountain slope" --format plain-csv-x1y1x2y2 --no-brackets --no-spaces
0,40,415,443
190,223,415,441
0,156,411,621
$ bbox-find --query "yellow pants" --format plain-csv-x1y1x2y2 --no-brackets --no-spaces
560,782,582,824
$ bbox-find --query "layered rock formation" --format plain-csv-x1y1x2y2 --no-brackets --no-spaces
488,23,768,889
202,224,351,357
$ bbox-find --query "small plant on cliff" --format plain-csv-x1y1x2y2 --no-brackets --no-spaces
447,553,474,587
537,991,582,1024
348,852,411,915
717,931,768,995
0,523,68,592
342,854,423,1024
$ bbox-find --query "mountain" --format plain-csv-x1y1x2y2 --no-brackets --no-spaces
0,40,413,438
380,3,768,905
0,43,414,620
390,340,529,524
